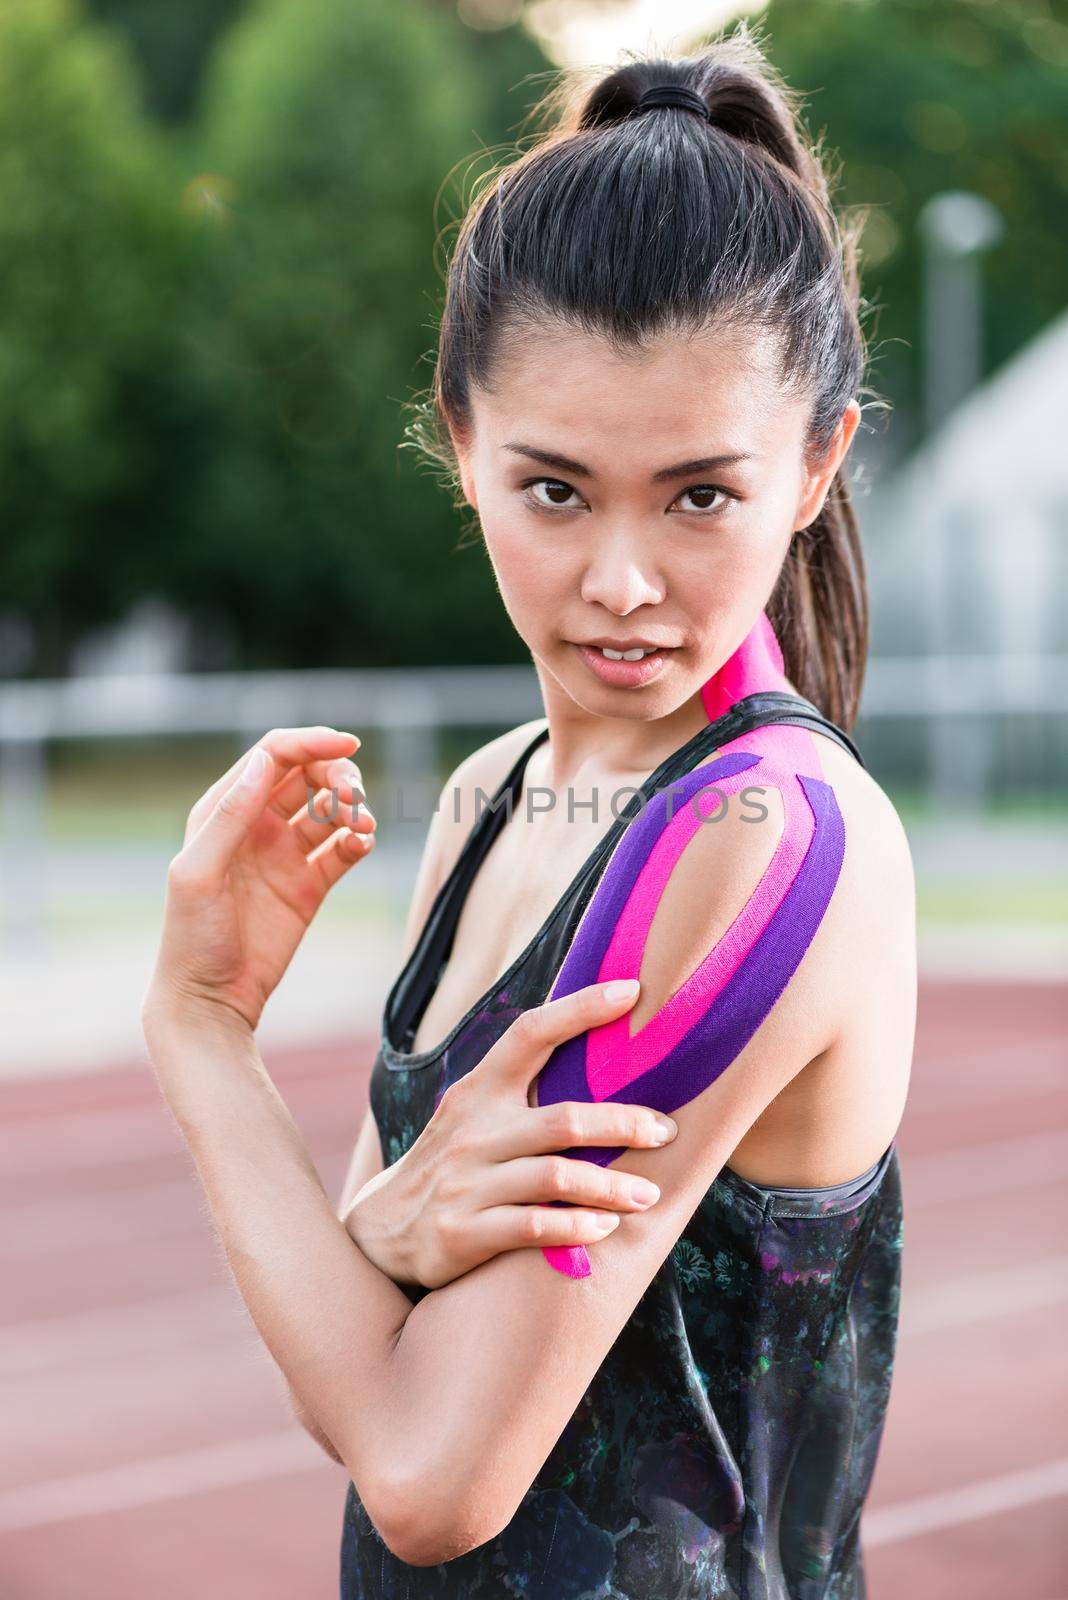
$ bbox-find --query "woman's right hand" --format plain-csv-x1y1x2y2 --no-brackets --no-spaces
341,979,678,1290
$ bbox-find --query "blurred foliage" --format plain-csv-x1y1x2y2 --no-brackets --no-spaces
172,0,544,669
1,0,1065,675
752,0,1068,449
1,0,545,673
86,0,245,121
0,0,195,674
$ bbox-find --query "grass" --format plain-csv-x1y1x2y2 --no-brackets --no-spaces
916,883,1068,926
889,784,1068,827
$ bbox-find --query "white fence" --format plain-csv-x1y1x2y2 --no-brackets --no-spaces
1,657,1065,950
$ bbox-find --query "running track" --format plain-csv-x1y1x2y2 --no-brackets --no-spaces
1,979,1065,1597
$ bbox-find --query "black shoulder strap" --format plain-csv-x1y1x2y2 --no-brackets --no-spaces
385,723,549,1045
702,690,865,770
386,697,861,1046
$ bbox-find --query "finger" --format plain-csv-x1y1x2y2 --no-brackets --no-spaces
178,743,278,886
270,757,369,825
483,1154,662,1214
486,1101,677,1160
467,1203,622,1260
476,978,642,1091
288,784,376,854
187,728,359,836
306,823,376,894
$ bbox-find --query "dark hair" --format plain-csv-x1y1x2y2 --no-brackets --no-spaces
403,22,883,730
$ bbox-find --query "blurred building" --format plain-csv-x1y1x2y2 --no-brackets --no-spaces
861,307,1068,798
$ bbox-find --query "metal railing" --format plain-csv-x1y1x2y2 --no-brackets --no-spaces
2,656,1065,951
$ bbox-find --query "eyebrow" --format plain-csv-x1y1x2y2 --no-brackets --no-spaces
502,442,757,482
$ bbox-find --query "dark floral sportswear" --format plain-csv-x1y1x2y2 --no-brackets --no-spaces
339,692,904,1599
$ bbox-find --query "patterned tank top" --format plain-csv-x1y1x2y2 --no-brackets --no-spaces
340,690,904,1600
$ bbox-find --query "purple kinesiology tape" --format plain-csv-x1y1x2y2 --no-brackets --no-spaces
532,609,847,1280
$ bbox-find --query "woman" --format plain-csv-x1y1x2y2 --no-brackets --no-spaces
142,30,915,1600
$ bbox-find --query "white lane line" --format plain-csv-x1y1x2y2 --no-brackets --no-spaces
863,1458,1068,1546
0,1431,335,1535
0,1178,206,1257
0,1076,359,1176
912,1038,1065,1076
902,1130,1068,1208
0,1106,182,1175
0,1287,247,1375
901,1255,1068,1335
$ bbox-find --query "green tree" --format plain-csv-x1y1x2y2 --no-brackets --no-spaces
86,0,247,122
0,0,192,674
179,0,547,669
747,0,1068,453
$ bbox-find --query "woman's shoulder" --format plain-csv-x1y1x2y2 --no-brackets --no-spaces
634,720,914,1179
737,718,914,898
807,727,915,919
737,719,916,1149
631,718,915,1073
447,717,550,802
438,716,549,847
398,719,549,959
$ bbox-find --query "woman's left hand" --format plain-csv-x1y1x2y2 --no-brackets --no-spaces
141,725,377,1036
341,980,677,1289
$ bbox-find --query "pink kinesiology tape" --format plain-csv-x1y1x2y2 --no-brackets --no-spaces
533,610,848,1280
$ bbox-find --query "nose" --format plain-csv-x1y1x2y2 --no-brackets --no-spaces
579,531,665,616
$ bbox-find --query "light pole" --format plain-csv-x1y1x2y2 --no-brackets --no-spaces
918,191,1004,811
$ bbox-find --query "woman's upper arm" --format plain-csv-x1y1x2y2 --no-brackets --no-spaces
379,754,885,1562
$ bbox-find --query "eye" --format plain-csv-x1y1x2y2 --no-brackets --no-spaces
521,477,585,512
670,484,735,516
519,477,737,517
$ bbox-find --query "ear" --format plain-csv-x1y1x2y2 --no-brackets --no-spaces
444,406,479,512
793,399,861,532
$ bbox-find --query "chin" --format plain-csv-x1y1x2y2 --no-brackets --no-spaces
554,649,694,723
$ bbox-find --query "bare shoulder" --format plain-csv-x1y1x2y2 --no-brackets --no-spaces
631,721,916,1141
803,727,917,964
727,723,917,1173
433,716,549,878
745,720,915,1001
736,720,914,910
397,717,548,958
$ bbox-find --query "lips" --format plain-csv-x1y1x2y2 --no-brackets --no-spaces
580,638,678,655
573,642,675,688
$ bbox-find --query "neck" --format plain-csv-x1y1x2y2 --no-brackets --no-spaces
700,607,793,720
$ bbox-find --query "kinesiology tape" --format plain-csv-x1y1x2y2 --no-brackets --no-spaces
532,610,847,1281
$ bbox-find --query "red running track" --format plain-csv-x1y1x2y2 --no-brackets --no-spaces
0,979,1065,1598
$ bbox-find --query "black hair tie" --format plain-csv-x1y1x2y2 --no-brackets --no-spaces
633,85,711,122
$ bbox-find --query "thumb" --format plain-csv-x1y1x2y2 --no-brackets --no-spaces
180,745,275,884
482,977,641,1093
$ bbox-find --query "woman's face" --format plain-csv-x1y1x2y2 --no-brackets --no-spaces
452,321,859,724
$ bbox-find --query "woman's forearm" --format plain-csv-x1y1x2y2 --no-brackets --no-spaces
282,1370,345,1463
142,1004,417,1533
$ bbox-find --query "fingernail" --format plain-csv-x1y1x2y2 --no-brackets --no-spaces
594,1214,620,1233
239,747,270,786
652,1116,677,1144
630,1181,660,1207
602,978,639,1003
